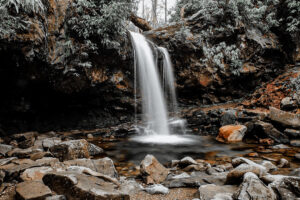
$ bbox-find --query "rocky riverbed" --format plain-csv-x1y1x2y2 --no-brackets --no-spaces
0,101,299,200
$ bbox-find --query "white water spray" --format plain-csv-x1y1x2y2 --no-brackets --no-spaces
130,32,170,136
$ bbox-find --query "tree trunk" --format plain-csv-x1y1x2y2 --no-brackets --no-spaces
165,0,167,23
130,13,153,31
152,0,158,27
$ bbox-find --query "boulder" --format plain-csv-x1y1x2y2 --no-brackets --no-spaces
216,125,247,143
88,143,104,156
49,139,90,161
290,140,300,147
16,181,52,200
7,147,41,158
140,154,169,184
0,144,13,155
251,121,289,143
11,132,37,149
278,158,289,168
43,172,129,200
261,161,277,172
295,153,300,160
226,163,266,184
262,175,300,200
42,138,62,150
164,172,228,188
281,97,297,110
0,183,16,199
178,156,198,168
233,172,276,200
269,107,300,128
144,184,169,195
198,184,237,200
284,128,300,138
64,157,118,178
220,110,238,126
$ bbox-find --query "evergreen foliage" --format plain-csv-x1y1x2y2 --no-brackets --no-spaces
170,0,300,75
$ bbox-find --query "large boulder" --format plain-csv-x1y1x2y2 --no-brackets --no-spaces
216,125,247,143
49,139,90,161
269,107,300,128
140,154,169,184
43,172,129,200
233,172,276,200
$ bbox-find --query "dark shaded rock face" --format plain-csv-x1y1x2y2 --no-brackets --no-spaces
0,0,134,134
145,19,295,104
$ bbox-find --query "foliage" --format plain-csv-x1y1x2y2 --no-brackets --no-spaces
67,0,134,50
169,0,300,75
0,0,45,14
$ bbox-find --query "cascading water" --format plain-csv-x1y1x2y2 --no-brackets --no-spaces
130,31,170,136
158,47,178,115
130,31,193,144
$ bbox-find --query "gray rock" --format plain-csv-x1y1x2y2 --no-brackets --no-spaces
42,137,62,150
289,168,300,177
269,107,300,128
0,157,17,166
45,195,66,200
281,97,297,110
221,109,238,126
278,158,289,168
64,157,118,178
7,147,41,158
198,184,237,200
284,128,300,138
179,156,198,168
16,181,52,200
0,144,13,155
49,139,90,161
21,166,54,181
233,172,276,200
295,153,300,160
262,174,300,200
290,140,300,147
140,154,169,184
43,172,129,200
144,184,169,195
252,121,289,143
88,143,104,156
261,161,277,172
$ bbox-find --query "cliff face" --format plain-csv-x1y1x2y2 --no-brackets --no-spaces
0,0,299,135
0,0,134,134
146,20,297,104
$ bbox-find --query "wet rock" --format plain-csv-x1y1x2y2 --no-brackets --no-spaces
12,132,37,149
227,158,267,184
170,172,190,179
281,97,297,110
144,184,169,195
164,172,228,188
16,181,52,200
0,144,13,156
284,128,300,138
64,157,118,178
269,107,300,128
278,158,289,168
261,161,277,172
88,143,104,156
7,147,41,158
262,175,300,200
140,154,169,184
216,125,247,143
49,139,90,161
42,138,62,150
198,184,237,200
220,110,238,126
233,172,276,200
21,166,54,181
43,172,129,200
290,140,300,147
178,156,198,168
252,121,289,143
45,195,66,200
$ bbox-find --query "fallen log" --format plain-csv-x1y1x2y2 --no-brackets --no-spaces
130,13,152,31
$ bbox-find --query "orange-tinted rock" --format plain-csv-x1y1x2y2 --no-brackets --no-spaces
140,154,169,184
216,125,247,143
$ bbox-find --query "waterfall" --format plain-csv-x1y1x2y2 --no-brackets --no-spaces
130,31,170,136
158,47,178,115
